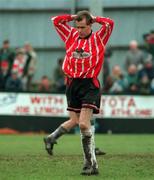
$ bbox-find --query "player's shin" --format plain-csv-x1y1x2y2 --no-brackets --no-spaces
81,130,93,168
48,126,68,140
91,118,96,153
81,128,98,170
44,126,68,155
48,118,77,140
80,129,99,175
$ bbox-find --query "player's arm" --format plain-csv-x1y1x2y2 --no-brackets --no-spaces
92,16,114,45
51,14,76,43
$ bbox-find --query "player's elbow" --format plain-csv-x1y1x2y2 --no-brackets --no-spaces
51,16,58,26
109,19,114,30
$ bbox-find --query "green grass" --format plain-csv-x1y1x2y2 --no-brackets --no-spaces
0,134,154,180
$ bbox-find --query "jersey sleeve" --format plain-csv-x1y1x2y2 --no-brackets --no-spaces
51,14,74,43
95,17,114,45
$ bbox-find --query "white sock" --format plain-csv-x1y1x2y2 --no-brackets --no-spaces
48,126,68,140
80,129,93,166
91,124,97,167
91,124,96,150
80,128,97,167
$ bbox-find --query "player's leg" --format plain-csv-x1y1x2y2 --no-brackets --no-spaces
91,117,106,156
90,117,96,154
44,111,79,155
79,108,98,175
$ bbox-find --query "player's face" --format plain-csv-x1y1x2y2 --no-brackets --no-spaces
75,18,92,38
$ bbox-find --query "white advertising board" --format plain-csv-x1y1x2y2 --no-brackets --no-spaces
0,93,154,118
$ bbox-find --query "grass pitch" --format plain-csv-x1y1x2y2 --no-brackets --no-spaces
0,134,154,180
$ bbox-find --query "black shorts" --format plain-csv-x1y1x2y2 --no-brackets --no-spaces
66,78,101,114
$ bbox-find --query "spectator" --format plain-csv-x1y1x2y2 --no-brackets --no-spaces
102,76,113,93
12,49,27,77
0,40,15,75
12,49,28,90
103,47,112,86
53,58,66,93
125,40,144,70
143,30,154,58
23,42,37,90
138,74,151,94
38,75,52,92
138,58,154,81
109,65,125,94
111,64,123,81
5,72,23,92
125,64,139,94
0,61,10,90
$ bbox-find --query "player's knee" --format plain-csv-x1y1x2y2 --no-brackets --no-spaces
79,122,88,131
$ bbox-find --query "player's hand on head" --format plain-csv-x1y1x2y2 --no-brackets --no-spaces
91,15,96,23
71,15,77,20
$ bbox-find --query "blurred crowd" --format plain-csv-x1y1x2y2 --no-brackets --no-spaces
103,30,154,95
0,29,154,94
0,40,37,92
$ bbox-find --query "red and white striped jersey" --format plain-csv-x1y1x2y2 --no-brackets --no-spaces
51,15,114,78
12,57,27,78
